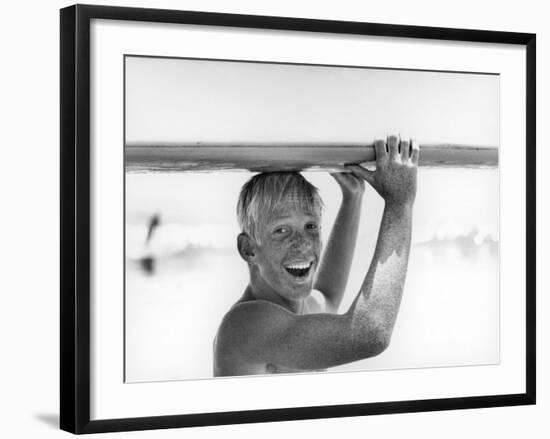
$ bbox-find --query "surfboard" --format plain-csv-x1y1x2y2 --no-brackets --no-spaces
125,142,498,173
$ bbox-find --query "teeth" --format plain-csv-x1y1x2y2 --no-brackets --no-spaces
286,262,311,270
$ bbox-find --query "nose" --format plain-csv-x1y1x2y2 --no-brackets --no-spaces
289,231,313,251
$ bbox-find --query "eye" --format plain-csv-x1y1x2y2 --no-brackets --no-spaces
306,222,319,231
273,226,289,235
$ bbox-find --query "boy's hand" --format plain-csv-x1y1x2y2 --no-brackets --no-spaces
330,172,365,200
347,135,418,207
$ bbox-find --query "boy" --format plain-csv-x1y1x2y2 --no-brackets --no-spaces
214,135,419,376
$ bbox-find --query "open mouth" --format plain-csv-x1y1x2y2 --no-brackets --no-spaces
284,261,314,278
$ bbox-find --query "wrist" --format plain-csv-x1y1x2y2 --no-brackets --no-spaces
342,191,364,204
384,199,414,215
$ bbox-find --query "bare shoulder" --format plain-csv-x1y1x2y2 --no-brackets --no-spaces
213,300,292,376
215,301,287,351
213,292,332,376
217,292,326,345
216,300,290,342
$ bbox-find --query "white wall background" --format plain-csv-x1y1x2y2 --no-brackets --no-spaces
0,0,546,438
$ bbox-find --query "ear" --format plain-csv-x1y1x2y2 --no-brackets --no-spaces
237,233,257,263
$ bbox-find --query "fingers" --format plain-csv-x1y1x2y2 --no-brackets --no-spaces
330,172,354,188
375,135,412,162
400,138,410,161
370,135,419,168
331,172,356,183
374,139,386,162
346,164,374,186
331,171,361,183
411,140,420,164
387,135,399,159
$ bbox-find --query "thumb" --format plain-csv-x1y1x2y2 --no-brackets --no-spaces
346,164,375,186
329,172,346,183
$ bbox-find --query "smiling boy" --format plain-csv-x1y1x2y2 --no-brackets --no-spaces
214,135,419,376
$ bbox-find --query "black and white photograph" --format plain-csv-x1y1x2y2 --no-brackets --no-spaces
56,3,537,435
124,55,499,382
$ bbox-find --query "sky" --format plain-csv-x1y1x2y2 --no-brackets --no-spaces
125,56,499,147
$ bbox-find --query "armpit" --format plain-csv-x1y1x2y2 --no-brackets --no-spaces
307,290,327,313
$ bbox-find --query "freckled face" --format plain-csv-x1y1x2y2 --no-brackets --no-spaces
253,204,322,301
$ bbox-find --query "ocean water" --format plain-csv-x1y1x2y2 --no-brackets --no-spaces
125,169,499,382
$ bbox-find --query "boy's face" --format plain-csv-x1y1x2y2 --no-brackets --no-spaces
252,201,322,301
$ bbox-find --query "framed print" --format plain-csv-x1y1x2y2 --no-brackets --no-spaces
60,4,536,434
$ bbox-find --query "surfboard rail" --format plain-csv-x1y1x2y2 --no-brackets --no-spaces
125,142,498,173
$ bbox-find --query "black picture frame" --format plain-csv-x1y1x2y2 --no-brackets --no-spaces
60,4,536,434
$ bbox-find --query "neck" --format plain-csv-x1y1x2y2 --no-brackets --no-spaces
246,267,306,314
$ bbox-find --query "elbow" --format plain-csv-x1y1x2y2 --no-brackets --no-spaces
371,334,390,356
356,330,391,358
368,333,390,357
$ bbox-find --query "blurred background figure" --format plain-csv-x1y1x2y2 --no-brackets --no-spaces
139,213,161,275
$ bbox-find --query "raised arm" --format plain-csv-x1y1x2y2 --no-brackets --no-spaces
216,136,418,372
314,173,364,312
344,135,417,358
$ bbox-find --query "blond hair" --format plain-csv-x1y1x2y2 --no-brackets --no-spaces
237,172,323,241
